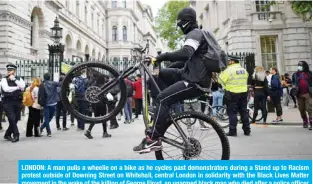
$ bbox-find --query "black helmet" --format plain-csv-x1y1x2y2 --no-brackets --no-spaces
176,7,198,34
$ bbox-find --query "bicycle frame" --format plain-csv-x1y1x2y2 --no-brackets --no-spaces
95,60,192,150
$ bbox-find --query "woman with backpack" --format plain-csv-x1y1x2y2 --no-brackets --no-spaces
25,77,41,137
269,67,283,123
84,74,112,139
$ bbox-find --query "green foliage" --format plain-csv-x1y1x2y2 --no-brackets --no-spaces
155,0,190,50
268,1,312,21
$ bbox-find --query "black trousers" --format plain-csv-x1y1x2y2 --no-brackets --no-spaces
226,92,250,133
135,99,143,117
148,68,203,139
107,102,118,126
26,107,41,137
252,89,268,123
3,100,21,136
271,95,282,117
0,101,3,128
56,101,67,129
88,103,107,133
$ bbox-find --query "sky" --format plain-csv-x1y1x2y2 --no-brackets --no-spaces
141,0,168,18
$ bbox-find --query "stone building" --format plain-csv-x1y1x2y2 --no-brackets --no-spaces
0,0,167,72
192,0,312,73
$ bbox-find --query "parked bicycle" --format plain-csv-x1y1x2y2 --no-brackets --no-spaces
61,42,230,160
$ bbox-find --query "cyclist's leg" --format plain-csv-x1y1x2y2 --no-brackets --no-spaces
133,81,202,153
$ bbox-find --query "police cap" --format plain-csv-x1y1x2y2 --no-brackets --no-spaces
6,63,17,70
227,55,240,62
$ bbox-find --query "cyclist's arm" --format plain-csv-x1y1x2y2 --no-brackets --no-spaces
157,30,202,62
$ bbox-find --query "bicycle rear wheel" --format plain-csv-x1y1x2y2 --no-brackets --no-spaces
155,111,230,160
61,62,127,123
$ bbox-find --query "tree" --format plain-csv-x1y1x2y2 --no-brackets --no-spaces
155,0,190,50
268,1,311,21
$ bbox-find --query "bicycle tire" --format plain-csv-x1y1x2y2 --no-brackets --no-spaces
212,106,229,121
248,109,263,122
155,111,230,160
61,62,127,123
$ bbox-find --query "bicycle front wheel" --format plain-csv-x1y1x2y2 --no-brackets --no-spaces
61,62,127,123
155,111,230,160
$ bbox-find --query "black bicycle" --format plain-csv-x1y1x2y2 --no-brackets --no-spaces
61,42,230,160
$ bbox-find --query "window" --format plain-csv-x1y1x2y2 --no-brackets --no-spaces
76,1,80,17
112,26,118,41
85,6,87,23
91,13,94,29
102,20,105,38
66,1,69,9
122,26,127,41
97,18,99,33
30,16,33,46
255,0,270,20
112,0,117,8
122,0,126,8
260,36,278,70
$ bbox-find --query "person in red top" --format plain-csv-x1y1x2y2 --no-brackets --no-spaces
292,61,312,130
133,74,143,118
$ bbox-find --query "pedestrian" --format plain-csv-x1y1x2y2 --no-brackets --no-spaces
211,72,224,117
250,66,269,125
269,67,283,123
133,74,143,119
72,69,89,131
0,73,3,131
84,74,112,139
284,73,297,108
107,75,120,129
25,77,42,137
292,61,312,130
124,77,133,124
38,73,60,137
218,55,250,137
55,74,69,131
1,63,25,142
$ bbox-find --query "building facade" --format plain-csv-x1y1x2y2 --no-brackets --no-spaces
192,0,312,73
0,0,167,72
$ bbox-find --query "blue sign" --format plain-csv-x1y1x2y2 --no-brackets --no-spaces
19,160,312,184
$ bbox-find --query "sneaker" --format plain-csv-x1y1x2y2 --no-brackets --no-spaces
71,123,75,126
84,131,93,139
133,136,162,154
63,128,69,131
102,132,112,138
272,119,282,124
57,127,62,131
47,133,52,137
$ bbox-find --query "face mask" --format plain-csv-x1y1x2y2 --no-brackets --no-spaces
298,66,303,71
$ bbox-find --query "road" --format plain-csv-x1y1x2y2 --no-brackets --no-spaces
0,108,311,183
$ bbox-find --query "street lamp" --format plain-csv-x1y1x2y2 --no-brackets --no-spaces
48,17,64,80
50,17,63,44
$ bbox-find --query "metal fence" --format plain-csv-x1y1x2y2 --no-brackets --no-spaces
15,52,255,85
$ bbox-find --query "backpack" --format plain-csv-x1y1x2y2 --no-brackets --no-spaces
74,76,88,94
200,30,227,73
126,81,133,97
23,87,34,106
38,83,46,106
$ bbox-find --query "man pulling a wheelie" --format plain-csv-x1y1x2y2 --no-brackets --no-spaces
133,7,213,154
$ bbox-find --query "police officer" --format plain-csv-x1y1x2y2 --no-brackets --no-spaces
1,63,25,142
218,56,250,136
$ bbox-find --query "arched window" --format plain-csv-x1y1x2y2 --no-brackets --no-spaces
112,26,118,41
122,26,127,41
112,0,117,8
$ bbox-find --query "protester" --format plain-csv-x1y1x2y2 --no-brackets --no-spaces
55,74,69,131
133,74,143,119
124,77,133,124
269,67,283,123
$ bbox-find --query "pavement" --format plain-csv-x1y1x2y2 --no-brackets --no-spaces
0,107,311,183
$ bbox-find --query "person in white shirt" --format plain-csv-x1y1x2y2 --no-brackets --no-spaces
265,70,272,88
1,63,25,143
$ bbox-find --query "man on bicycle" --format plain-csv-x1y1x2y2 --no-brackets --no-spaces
133,7,212,153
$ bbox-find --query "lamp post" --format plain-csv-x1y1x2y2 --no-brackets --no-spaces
49,17,64,79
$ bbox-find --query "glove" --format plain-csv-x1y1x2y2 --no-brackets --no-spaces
106,93,114,101
144,56,157,66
